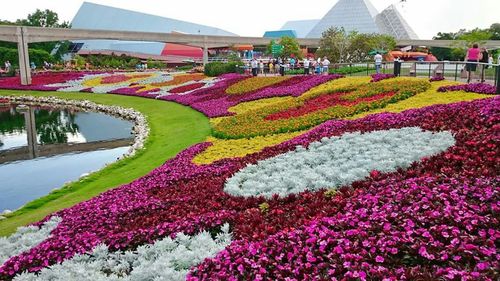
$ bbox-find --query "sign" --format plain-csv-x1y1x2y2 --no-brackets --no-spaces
272,43,283,57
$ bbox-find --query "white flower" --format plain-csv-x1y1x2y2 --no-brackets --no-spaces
224,127,455,198
13,224,232,281
0,216,62,265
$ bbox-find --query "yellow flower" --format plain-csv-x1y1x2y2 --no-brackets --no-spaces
193,131,304,165
229,96,295,115
348,80,492,119
226,76,290,94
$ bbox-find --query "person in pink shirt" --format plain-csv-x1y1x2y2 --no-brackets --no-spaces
465,43,482,83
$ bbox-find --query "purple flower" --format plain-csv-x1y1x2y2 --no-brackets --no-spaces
437,83,496,94
370,74,395,82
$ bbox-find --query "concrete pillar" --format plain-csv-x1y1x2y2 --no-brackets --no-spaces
203,45,208,66
203,36,208,66
16,27,31,85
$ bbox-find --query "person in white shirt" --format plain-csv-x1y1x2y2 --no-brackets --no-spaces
374,52,383,74
322,57,330,74
251,58,258,76
303,58,310,75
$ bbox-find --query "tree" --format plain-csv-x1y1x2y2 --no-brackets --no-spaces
10,9,71,60
458,28,491,45
16,9,69,28
279,37,301,59
489,23,500,40
317,27,395,63
431,32,458,60
431,25,499,60
349,33,373,62
368,34,396,53
317,27,355,63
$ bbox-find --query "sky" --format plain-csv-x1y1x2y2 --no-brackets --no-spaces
0,0,498,39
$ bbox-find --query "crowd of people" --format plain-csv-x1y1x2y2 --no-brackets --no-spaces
248,56,331,76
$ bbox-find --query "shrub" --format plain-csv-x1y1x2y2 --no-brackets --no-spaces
177,65,194,71
146,59,167,69
204,62,243,77
0,47,54,69
331,66,374,75
285,66,374,75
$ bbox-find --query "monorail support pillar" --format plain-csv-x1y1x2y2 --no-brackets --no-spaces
16,26,31,85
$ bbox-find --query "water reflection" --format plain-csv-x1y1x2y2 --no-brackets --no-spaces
0,104,79,145
0,104,134,163
0,102,135,210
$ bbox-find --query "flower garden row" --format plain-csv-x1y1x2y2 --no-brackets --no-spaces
0,71,498,280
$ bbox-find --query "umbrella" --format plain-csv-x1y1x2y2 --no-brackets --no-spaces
368,49,388,55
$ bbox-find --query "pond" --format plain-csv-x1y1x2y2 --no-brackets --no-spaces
0,102,135,212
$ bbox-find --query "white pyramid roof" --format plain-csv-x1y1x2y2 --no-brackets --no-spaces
281,19,320,38
375,5,419,39
306,0,380,38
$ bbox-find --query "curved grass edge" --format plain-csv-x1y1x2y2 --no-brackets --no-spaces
0,90,211,236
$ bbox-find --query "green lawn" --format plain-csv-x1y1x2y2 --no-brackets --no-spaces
0,90,211,236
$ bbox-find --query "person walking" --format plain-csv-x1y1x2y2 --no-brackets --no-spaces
374,52,383,74
251,58,258,77
303,57,310,75
480,48,489,82
465,44,482,83
278,58,285,76
322,57,330,74
289,57,296,70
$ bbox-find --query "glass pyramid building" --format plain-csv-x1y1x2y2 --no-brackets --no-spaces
301,0,418,39
375,5,419,40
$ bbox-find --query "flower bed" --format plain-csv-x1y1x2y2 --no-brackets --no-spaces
190,176,498,280
160,74,343,118
0,72,87,91
213,79,431,139
13,224,232,281
370,73,395,82
225,76,290,94
150,73,206,87
1,95,497,280
101,74,151,84
0,73,497,280
169,82,206,94
224,127,455,198
0,72,213,99
429,76,445,82
438,83,497,94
